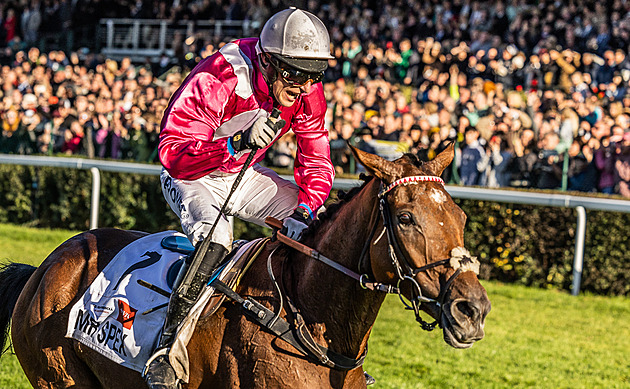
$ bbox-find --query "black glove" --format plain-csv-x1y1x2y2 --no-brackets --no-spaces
280,208,312,241
231,114,286,152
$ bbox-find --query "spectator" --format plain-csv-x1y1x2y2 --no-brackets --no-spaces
559,139,598,192
595,134,619,194
458,126,485,186
2,8,17,45
479,133,513,188
330,121,354,174
21,2,42,46
1,107,22,153
614,131,630,197
61,120,85,154
533,132,562,190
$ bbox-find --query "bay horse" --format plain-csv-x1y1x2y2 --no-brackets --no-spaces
0,145,490,388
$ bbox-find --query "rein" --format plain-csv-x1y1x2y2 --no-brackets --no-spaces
270,175,479,333
217,175,479,371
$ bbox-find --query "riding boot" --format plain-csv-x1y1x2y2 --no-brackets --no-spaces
144,241,229,389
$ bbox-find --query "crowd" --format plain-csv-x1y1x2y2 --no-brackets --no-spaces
1,0,630,196
0,48,175,160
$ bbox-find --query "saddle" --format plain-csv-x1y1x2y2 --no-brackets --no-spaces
66,231,272,379
160,235,270,320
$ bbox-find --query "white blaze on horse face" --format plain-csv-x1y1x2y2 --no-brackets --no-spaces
429,188,447,204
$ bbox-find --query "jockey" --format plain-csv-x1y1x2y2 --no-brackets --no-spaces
144,7,335,388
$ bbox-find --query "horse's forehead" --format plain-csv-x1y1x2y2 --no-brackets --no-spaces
427,187,448,204
396,182,448,203
394,184,461,219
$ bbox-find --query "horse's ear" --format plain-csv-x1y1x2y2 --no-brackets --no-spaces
349,144,403,182
424,142,455,176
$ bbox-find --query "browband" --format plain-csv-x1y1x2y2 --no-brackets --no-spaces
379,176,445,198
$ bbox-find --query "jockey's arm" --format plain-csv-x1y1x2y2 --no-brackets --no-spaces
291,87,335,218
158,72,235,180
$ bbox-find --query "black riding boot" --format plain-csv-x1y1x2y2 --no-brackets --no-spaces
144,242,228,389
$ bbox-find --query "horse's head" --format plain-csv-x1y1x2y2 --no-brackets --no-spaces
351,144,491,349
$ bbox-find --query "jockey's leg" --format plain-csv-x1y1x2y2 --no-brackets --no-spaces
159,168,235,248
159,241,229,347
147,166,300,388
229,164,299,225
145,169,235,388
144,240,228,389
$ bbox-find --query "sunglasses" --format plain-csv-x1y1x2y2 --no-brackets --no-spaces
266,54,324,86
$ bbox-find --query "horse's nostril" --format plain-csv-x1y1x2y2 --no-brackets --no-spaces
449,299,486,343
455,300,478,321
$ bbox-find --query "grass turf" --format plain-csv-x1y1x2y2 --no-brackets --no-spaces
365,283,630,388
1,223,629,388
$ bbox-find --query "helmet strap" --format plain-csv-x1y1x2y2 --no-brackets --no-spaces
258,53,280,106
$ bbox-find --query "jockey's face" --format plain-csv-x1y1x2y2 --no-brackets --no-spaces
271,76,312,107
260,54,319,107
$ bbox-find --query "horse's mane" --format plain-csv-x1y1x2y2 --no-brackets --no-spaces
302,174,375,239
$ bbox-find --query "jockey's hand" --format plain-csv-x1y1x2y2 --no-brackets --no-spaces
230,115,286,152
281,208,312,241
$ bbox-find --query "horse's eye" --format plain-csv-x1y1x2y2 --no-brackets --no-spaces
398,212,413,225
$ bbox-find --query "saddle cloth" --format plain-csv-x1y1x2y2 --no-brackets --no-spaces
65,231,263,376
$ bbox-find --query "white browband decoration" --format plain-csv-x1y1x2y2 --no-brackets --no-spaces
379,175,445,198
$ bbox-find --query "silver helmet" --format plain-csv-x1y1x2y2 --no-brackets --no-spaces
259,7,333,73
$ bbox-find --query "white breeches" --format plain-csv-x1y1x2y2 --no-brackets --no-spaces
160,165,298,249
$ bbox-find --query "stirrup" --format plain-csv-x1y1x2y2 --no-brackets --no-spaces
143,350,181,389
143,348,169,377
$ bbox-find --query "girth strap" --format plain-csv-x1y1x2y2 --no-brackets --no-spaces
210,279,367,370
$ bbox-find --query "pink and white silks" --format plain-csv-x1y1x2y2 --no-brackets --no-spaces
158,38,334,248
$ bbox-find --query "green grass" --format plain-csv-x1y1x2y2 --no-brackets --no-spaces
365,285,630,388
0,224,78,267
1,224,629,388
0,224,79,388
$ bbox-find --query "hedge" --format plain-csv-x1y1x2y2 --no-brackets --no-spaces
0,164,628,296
457,199,630,296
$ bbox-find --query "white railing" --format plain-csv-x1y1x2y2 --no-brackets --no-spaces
99,18,254,61
2,153,630,295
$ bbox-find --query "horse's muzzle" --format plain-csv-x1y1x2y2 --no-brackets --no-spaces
441,295,491,349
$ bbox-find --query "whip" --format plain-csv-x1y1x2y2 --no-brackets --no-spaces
178,108,283,296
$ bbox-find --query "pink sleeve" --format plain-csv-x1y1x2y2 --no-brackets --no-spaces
292,85,335,216
158,69,235,179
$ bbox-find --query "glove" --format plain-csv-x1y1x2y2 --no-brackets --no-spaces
230,114,286,152
281,208,312,241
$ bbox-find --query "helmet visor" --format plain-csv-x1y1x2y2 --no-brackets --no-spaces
274,54,329,73
267,54,325,86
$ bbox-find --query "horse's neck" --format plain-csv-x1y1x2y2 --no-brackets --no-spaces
290,179,385,357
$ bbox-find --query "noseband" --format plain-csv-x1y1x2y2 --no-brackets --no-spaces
361,175,480,331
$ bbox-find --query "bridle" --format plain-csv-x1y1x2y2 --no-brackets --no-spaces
358,175,480,331
271,175,481,332
215,174,480,370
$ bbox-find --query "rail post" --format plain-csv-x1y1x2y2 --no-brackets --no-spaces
571,206,587,295
90,167,101,230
